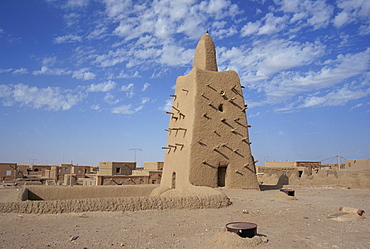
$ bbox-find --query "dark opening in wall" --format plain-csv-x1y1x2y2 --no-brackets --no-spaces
172,172,176,189
218,166,227,187
298,171,303,178
218,104,223,112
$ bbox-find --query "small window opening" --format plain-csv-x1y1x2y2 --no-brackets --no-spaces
298,171,303,178
116,167,120,174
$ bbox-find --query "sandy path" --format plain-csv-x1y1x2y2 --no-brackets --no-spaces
0,186,369,249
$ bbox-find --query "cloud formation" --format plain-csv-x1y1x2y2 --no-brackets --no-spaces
1,0,369,114
0,84,85,111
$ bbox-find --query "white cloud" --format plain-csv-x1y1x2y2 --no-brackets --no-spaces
120,83,134,98
0,84,85,111
0,68,13,73
86,26,107,40
12,68,28,74
0,85,12,98
141,97,150,104
142,83,150,91
72,68,96,80
54,34,82,44
333,11,350,28
240,21,261,37
258,13,288,35
32,57,71,76
41,57,57,66
159,44,194,66
335,0,370,23
218,39,326,82
33,66,71,76
63,12,80,27
300,85,370,108
116,70,140,79
90,104,100,110
87,80,116,92
359,24,370,35
103,92,120,104
350,103,363,111
111,104,143,114
90,0,244,69
265,48,369,103
161,98,173,112
66,0,89,8
277,0,334,30
104,0,241,42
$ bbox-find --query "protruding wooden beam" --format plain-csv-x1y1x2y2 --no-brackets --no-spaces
172,106,180,112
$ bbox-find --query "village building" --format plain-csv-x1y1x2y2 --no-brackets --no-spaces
0,163,17,182
96,161,162,186
344,159,370,171
0,163,94,185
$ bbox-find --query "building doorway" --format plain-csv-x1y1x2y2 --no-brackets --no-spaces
218,166,227,187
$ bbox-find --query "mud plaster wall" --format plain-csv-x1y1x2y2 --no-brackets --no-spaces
190,68,258,189
0,192,230,214
99,175,149,185
21,185,158,201
259,168,370,189
157,33,259,192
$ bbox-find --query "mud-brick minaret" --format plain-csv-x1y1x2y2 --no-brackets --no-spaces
156,33,259,194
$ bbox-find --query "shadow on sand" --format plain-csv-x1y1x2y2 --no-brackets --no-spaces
259,185,283,191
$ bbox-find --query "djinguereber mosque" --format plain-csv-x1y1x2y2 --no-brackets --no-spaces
0,32,260,214
1,33,369,215
152,32,259,197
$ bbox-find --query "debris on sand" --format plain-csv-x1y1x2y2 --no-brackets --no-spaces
327,207,365,221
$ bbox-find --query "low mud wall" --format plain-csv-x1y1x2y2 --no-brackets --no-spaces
0,193,230,214
259,169,370,189
20,185,157,201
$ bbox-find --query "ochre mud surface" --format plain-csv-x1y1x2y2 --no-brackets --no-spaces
0,186,369,248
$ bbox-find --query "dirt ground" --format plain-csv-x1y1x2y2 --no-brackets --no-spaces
0,186,369,249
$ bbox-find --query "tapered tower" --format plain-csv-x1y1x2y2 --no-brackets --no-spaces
153,33,259,196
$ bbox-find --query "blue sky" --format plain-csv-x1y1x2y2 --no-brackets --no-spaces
0,0,369,166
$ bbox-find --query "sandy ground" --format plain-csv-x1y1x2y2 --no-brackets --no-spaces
0,186,369,249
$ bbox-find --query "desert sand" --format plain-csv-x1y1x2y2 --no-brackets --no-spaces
0,185,369,249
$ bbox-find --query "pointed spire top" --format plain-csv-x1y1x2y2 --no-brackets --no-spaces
192,33,218,71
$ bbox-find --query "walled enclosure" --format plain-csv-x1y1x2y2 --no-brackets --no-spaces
152,33,259,197
0,185,229,214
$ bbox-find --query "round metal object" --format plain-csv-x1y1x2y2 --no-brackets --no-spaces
226,222,257,238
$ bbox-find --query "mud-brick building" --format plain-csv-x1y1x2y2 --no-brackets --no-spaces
157,33,259,193
345,159,370,171
0,163,17,182
98,162,136,176
96,161,162,186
